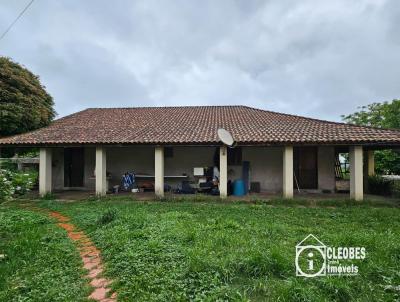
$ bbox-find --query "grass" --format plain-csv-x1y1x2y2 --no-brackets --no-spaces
31,196,399,302
0,205,90,301
0,197,400,301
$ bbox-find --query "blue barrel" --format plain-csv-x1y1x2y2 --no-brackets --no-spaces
233,179,245,196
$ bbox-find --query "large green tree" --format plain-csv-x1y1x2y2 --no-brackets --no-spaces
342,100,400,174
0,57,56,137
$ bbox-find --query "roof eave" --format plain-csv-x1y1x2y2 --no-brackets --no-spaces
1,140,400,148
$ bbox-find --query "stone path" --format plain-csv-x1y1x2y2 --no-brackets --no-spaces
27,206,117,302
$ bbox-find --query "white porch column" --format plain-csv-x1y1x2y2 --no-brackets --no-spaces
39,148,52,196
283,146,294,199
95,146,107,196
350,146,363,201
155,146,164,197
219,146,228,198
367,150,375,176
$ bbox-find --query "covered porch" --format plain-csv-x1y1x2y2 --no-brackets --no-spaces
38,144,373,201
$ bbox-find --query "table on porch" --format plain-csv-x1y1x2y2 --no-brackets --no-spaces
134,174,189,192
135,175,188,179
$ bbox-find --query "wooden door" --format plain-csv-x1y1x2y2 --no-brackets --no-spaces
294,147,318,189
64,148,84,187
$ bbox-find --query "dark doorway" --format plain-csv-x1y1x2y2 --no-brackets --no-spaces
64,148,84,187
294,147,318,189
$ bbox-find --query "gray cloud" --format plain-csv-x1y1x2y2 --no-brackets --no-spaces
0,0,399,121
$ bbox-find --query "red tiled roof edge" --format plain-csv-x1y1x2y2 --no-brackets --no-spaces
0,105,399,146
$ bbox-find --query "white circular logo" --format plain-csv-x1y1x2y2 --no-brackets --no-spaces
295,245,326,277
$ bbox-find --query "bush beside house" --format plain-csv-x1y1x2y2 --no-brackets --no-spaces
368,175,400,198
0,169,37,202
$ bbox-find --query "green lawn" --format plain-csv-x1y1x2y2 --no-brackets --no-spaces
0,206,90,302
1,198,399,301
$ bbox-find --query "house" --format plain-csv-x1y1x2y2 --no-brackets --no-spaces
0,105,399,200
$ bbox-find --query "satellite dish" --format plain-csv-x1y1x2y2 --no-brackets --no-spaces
217,128,235,147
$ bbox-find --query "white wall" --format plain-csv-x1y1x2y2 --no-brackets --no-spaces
317,146,335,192
96,146,217,188
53,145,335,193
242,146,283,193
81,146,154,189
165,146,216,177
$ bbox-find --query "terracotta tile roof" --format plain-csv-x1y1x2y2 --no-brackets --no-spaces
0,106,399,146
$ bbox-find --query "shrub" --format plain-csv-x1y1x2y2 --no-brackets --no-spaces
97,208,118,225
0,169,37,202
0,159,17,171
368,175,393,196
0,169,15,202
12,170,37,195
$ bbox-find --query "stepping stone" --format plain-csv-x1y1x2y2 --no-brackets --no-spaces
90,278,110,288
58,223,75,231
80,251,100,258
29,208,117,301
84,261,99,270
88,267,103,279
88,287,110,301
100,298,117,302
83,256,100,265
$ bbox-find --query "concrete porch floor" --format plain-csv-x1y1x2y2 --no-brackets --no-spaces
30,190,397,202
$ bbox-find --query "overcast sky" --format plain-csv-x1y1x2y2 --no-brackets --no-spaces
0,0,399,121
